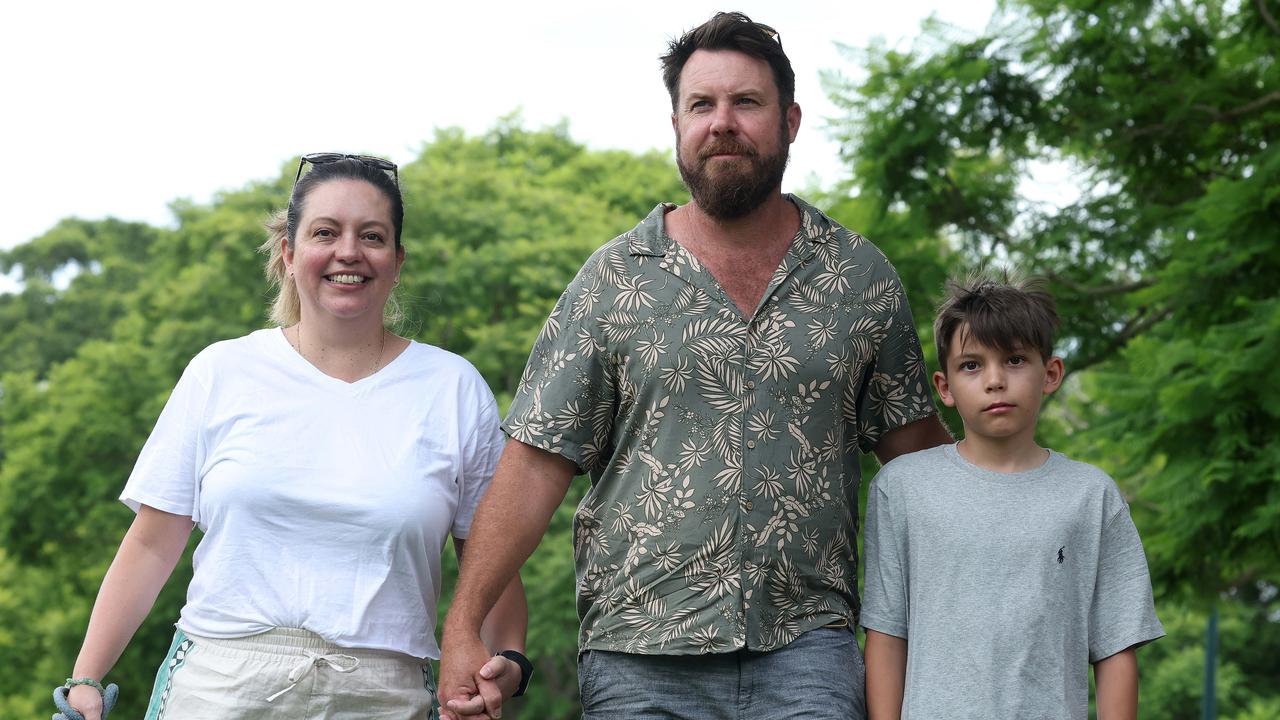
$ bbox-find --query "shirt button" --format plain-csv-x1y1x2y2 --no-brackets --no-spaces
747,439,757,449
744,501,754,511
745,380,756,390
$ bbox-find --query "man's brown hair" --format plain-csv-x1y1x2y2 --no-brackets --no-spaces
934,271,1060,374
659,11,795,111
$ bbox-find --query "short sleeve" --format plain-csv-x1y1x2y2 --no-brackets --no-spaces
502,255,618,475
1088,506,1165,661
119,356,210,521
860,470,910,638
854,266,937,453
452,378,505,539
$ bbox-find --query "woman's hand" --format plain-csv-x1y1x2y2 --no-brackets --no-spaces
66,683,104,720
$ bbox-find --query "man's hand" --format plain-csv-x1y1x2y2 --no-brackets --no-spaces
438,631,493,720
442,654,521,719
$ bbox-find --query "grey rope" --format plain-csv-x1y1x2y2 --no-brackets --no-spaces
52,683,119,720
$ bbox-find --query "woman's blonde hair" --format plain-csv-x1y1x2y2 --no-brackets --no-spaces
260,209,301,327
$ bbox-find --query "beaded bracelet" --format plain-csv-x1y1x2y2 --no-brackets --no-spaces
64,677,105,695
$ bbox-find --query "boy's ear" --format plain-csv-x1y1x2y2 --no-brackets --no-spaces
1043,356,1065,395
933,370,956,407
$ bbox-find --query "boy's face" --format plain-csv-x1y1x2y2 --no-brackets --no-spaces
933,324,1064,443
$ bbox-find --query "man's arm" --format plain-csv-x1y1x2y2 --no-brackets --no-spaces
865,629,907,720
439,440,576,720
444,540,528,718
873,415,952,466
1094,647,1138,720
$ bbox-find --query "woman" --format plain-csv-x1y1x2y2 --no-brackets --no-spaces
63,154,527,720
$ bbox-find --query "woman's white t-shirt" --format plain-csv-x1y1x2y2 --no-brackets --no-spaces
120,328,504,659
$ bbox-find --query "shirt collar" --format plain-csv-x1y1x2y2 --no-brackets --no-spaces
627,194,833,257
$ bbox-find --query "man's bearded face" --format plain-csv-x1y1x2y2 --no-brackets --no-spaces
676,115,791,220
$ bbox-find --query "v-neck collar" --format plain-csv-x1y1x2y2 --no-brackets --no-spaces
270,327,411,397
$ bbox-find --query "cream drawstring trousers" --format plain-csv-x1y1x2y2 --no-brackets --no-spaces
144,627,438,719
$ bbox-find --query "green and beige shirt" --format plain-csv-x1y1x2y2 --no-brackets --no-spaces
504,196,936,654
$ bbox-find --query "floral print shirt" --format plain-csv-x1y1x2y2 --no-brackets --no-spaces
504,196,936,654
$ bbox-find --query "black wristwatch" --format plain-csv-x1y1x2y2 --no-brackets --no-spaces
496,650,533,697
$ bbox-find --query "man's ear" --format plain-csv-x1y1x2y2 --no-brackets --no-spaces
785,102,801,143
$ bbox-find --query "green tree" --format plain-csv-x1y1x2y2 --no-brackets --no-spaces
0,119,683,718
824,0,1279,711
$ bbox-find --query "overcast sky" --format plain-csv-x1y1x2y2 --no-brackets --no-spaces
1,0,995,280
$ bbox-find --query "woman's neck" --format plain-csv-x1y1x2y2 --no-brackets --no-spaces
287,318,389,383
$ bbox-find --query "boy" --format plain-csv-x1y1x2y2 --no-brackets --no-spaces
861,275,1164,719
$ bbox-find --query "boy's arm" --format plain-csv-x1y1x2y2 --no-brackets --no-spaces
865,629,907,720
1093,647,1138,720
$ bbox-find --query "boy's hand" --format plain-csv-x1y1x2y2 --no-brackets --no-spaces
865,629,907,720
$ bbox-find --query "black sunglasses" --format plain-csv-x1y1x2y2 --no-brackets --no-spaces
294,152,399,185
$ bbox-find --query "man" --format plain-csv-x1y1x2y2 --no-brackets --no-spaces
440,12,952,719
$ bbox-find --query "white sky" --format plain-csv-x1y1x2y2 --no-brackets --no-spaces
0,0,996,277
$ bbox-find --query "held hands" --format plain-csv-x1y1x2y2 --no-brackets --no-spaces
438,634,520,720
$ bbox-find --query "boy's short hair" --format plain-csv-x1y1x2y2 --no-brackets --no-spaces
934,271,1060,373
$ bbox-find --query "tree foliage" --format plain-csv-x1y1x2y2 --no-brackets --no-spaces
823,0,1279,713
2,1,1277,714
0,119,682,718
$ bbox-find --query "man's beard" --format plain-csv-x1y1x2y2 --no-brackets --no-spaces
677,124,790,220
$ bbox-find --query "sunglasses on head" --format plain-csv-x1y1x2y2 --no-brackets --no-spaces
754,21,782,46
294,153,399,185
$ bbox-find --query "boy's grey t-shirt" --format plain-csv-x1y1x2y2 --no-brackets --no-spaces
861,444,1164,720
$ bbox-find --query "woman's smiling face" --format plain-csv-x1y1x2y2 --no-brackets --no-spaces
283,178,404,325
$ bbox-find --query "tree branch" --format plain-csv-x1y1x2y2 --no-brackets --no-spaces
1258,0,1280,37
1193,90,1280,122
1070,305,1174,375
1048,273,1155,297
1122,123,1171,140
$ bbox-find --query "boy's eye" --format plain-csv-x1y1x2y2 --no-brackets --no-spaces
1008,355,1026,366
958,360,979,372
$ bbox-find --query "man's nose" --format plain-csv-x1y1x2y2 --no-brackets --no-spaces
709,103,738,135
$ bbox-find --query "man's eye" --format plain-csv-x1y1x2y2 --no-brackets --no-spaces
736,97,759,105
364,232,383,243
315,228,335,238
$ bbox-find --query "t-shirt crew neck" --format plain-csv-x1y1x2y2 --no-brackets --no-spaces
943,442,1061,485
